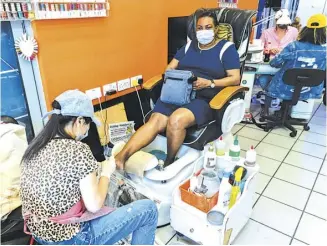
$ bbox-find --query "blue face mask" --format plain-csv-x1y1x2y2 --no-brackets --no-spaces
76,130,88,141
196,30,215,45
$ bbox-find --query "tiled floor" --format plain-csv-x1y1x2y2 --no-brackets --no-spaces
155,102,326,245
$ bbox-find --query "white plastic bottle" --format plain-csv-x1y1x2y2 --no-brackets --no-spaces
189,174,198,192
245,145,257,167
229,136,241,162
204,145,216,171
216,171,232,214
215,136,226,157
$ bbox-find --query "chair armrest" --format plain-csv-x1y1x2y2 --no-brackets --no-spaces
209,86,249,110
143,75,163,90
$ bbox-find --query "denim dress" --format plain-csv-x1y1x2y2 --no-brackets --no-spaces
265,41,326,100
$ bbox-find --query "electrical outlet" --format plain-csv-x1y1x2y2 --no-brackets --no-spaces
85,87,102,100
117,78,131,91
103,82,118,95
130,75,143,87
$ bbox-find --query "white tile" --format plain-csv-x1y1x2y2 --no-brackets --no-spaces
309,123,326,135
255,142,289,161
310,116,327,126
256,173,271,194
238,127,268,141
155,225,176,245
295,213,327,245
240,150,246,158
275,164,317,189
237,136,260,151
284,151,323,173
314,107,326,118
263,133,296,149
271,127,301,139
305,192,327,220
232,124,243,134
312,102,322,113
252,196,302,236
257,155,281,176
299,131,326,146
320,161,327,176
292,140,326,159
245,122,268,131
263,178,310,210
314,111,326,118
168,235,195,245
291,239,308,245
290,124,306,130
314,175,327,195
232,220,291,245
253,193,260,207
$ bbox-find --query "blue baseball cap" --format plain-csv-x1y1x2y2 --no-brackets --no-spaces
43,89,101,126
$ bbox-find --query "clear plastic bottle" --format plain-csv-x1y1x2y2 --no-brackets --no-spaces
215,136,226,157
204,145,216,171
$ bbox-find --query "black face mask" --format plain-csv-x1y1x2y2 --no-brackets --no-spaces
277,24,288,30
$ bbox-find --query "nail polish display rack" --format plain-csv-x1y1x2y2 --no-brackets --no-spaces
1,0,34,20
0,0,110,21
218,0,238,8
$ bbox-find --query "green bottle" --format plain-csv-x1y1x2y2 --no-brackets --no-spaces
229,136,240,161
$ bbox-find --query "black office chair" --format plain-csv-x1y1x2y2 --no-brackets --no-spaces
259,68,326,137
142,8,256,150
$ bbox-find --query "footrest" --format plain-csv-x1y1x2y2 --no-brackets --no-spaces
145,149,200,181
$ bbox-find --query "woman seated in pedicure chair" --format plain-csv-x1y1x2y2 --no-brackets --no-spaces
115,10,241,169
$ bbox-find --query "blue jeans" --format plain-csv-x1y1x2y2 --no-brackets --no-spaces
35,199,158,245
258,75,273,91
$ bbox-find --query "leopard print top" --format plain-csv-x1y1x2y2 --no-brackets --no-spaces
21,138,98,242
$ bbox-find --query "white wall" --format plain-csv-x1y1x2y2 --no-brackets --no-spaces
297,0,327,26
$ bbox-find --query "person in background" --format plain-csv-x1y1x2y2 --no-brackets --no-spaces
261,9,299,57
20,90,158,245
259,14,326,103
0,115,27,219
292,16,302,32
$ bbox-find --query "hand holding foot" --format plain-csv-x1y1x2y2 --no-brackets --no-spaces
114,154,125,170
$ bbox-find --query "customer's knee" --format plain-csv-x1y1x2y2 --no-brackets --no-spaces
149,113,168,132
168,113,188,130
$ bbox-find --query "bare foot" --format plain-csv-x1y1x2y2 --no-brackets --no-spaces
163,158,174,168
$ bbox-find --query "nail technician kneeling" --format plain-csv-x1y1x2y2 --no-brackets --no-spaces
20,90,158,245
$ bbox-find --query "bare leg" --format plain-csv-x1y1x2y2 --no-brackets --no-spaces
115,113,168,169
165,108,196,167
